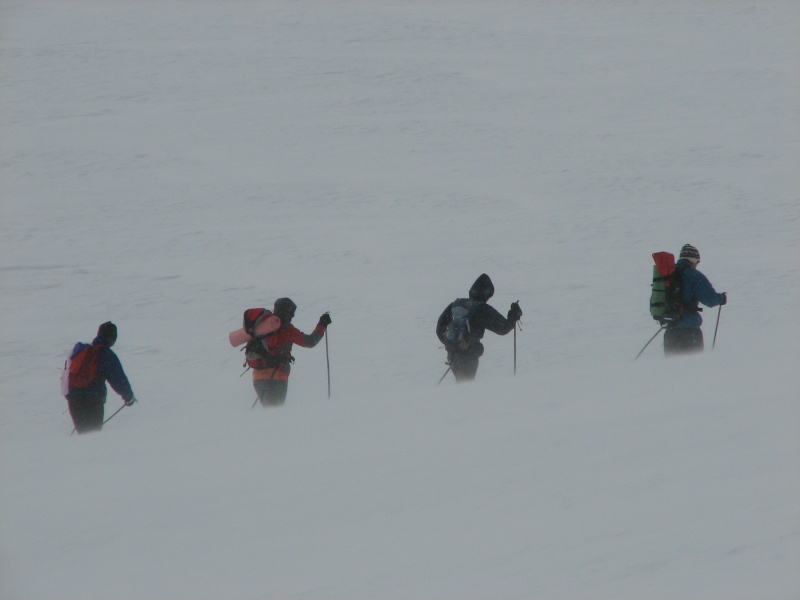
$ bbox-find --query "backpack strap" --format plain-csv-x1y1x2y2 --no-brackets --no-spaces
242,331,294,371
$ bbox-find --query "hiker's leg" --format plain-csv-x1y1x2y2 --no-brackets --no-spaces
255,379,288,407
253,380,275,406
67,395,87,432
68,395,104,433
685,327,704,353
663,328,679,356
451,353,479,381
665,327,703,356
85,398,104,431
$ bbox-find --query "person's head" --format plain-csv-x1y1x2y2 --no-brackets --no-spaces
679,244,700,267
97,321,117,346
468,273,494,302
273,297,297,324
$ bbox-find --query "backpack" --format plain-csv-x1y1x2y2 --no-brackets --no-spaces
243,308,278,337
61,343,102,394
244,337,294,371
240,308,286,371
444,298,482,350
650,252,700,325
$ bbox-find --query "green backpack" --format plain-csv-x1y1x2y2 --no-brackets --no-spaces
649,251,682,325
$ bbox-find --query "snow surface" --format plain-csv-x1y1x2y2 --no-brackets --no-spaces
1,1,799,599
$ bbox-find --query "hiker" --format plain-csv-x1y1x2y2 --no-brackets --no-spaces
250,298,330,406
436,274,522,382
64,322,136,434
664,244,727,355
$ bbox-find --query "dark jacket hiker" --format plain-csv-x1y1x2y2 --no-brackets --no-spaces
436,274,521,381
664,244,727,356
64,321,136,434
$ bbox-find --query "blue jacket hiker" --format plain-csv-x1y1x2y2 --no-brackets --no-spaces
64,321,136,433
665,244,727,355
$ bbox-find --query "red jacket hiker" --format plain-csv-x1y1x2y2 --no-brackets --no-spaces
250,298,330,407
252,322,327,383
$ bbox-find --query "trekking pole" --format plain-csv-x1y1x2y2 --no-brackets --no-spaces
103,403,127,425
512,301,521,375
712,305,722,349
251,397,259,410
437,366,451,386
325,328,331,399
634,326,666,360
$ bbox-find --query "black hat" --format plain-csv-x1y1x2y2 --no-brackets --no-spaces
273,297,297,322
98,321,117,344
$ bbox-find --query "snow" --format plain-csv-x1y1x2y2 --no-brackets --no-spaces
1,1,799,598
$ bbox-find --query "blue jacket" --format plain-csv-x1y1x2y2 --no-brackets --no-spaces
67,336,134,402
676,259,725,328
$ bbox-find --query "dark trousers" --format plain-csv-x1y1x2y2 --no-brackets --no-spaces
449,352,480,382
254,379,289,407
664,326,704,356
67,393,105,433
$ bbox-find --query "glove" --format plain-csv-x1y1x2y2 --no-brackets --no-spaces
720,292,727,306
124,397,137,407
508,301,523,322
318,313,332,327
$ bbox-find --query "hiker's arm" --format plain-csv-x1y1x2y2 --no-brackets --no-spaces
481,304,516,336
693,272,726,308
102,350,134,401
289,324,325,348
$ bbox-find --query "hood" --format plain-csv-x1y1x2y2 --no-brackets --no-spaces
468,273,494,302
97,321,117,345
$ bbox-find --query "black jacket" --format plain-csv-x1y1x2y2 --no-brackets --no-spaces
436,274,516,355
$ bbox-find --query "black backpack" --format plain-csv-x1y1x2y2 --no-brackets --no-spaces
444,298,482,350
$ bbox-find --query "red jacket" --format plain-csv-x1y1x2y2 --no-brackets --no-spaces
252,323,326,381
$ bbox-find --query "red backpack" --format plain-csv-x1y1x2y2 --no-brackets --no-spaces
67,343,102,389
243,308,272,337
241,309,284,370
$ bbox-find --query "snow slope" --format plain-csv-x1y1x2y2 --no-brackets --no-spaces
1,2,798,598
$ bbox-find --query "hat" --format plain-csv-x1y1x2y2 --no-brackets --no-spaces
679,244,700,265
97,321,117,344
273,297,297,322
